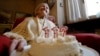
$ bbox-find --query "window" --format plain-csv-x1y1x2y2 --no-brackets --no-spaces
85,0,100,16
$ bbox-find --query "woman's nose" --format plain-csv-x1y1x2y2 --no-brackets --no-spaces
43,7,46,10
41,6,48,11
44,6,48,10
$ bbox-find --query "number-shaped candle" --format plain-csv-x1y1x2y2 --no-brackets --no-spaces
63,26,68,36
51,27,58,38
59,26,68,37
43,27,50,38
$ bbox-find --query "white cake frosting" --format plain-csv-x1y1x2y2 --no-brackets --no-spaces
27,35,82,56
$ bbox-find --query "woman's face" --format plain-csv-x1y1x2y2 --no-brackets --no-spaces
37,3,50,18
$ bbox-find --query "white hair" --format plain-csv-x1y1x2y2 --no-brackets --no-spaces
34,3,49,16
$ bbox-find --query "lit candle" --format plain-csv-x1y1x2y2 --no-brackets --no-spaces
59,27,64,36
43,27,50,38
59,26,68,37
51,27,58,38
63,26,68,36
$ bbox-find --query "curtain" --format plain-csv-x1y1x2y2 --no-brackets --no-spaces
84,0,100,17
64,0,88,24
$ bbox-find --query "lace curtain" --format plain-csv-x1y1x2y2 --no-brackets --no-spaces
64,0,88,24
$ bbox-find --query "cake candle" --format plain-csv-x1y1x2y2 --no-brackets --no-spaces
59,26,68,37
59,27,64,37
52,27,58,38
43,27,50,38
63,26,68,36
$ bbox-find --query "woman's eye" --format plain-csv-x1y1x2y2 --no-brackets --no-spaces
46,7,48,9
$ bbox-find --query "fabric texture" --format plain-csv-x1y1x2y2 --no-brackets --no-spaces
13,17,25,29
0,35,11,56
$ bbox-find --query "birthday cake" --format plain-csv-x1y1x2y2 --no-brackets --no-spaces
4,24,83,56
26,26,83,56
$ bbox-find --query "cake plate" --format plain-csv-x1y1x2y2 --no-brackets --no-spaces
81,46,99,56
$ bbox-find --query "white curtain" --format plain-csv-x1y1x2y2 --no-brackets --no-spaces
84,0,100,17
65,0,88,24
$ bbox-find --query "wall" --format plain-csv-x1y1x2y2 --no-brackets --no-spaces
50,0,65,26
0,0,16,11
50,2,57,25
34,0,45,8
57,0,65,27
16,0,34,14
0,0,34,14
0,0,35,23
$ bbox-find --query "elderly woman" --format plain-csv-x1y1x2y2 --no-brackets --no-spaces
3,3,56,56
1,2,100,56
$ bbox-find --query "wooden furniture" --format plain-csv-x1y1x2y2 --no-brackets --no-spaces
0,24,12,34
66,18,100,33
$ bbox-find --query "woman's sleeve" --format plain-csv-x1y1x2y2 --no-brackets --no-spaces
4,18,35,41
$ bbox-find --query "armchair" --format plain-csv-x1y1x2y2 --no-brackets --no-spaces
73,33,100,53
0,16,100,56
0,35,11,56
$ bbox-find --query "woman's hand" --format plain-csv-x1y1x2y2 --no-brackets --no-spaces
10,39,27,52
16,39,27,51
